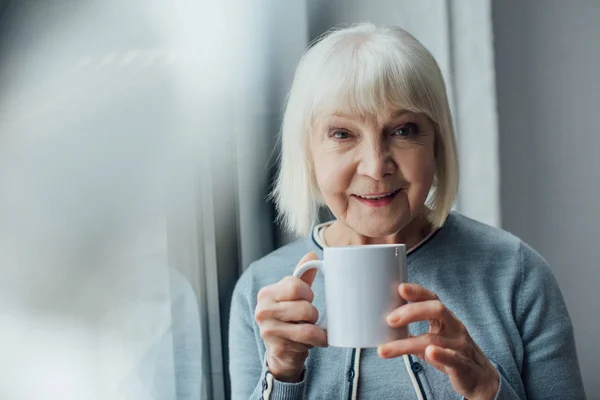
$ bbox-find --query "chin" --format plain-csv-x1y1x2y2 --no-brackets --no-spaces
353,218,408,238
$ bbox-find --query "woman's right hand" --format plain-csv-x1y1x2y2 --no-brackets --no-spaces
254,252,328,382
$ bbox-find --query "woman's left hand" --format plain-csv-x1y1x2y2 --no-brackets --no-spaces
378,283,499,400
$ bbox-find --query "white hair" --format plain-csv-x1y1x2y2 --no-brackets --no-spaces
271,22,459,237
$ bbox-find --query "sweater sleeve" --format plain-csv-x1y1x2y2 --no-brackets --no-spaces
228,267,308,400
514,242,586,399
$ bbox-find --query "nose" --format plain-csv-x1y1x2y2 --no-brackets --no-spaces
356,139,397,180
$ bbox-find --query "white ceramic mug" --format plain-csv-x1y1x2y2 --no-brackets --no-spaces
293,244,408,348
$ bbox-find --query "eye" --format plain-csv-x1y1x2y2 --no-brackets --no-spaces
392,123,420,137
329,129,351,140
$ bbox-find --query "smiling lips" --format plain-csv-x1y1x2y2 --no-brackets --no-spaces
353,189,401,207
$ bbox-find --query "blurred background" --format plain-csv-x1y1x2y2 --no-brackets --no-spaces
0,0,596,399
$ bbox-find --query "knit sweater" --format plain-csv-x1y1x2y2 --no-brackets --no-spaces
228,212,586,399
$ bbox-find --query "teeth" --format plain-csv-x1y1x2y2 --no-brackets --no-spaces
359,191,395,200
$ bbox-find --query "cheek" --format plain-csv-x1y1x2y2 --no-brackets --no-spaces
397,148,436,187
313,152,354,196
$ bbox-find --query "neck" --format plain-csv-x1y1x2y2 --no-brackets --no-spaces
323,212,433,250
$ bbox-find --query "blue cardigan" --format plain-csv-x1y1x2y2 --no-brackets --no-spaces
228,212,586,399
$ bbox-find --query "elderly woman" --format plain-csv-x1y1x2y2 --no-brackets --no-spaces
228,23,585,400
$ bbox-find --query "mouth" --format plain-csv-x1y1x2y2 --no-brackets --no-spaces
352,189,401,207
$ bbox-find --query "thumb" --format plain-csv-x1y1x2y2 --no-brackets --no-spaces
293,251,319,287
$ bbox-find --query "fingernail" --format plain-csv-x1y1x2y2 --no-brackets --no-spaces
377,346,389,358
387,315,400,326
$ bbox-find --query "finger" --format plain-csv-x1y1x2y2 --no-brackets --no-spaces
278,276,316,302
294,252,319,287
270,300,320,324
387,300,454,329
398,283,439,302
377,333,455,359
268,337,313,357
261,320,328,348
425,344,468,373
258,276,315,303
422,345,448,373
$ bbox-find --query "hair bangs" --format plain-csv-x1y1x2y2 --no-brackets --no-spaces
308,39,437,124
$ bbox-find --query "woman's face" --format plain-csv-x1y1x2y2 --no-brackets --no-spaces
311,108,436,238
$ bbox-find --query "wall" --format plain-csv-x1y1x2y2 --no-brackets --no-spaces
493,0,598,396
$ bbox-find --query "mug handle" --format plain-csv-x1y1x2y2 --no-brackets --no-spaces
293,260,327,330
